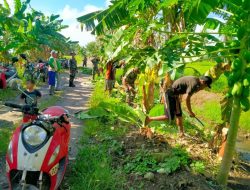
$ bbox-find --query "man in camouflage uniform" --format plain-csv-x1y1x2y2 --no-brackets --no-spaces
69,52,78,87
123,67,140,106
91,56,100,80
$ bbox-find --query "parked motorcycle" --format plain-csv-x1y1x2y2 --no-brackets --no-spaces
58,59,68,69
0,64,19,89
34,62,48,82
23,63,35,80
5,95,71,189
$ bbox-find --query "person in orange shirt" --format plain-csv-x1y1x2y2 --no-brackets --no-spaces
105,60,115,95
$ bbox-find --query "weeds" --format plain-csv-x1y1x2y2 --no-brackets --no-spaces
68,138,124,190
191,161,206,174
124,147,190,175
0,89,18,102
124,151,158,174
0,128,12,156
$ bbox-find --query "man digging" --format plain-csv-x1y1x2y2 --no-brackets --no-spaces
145,75,212,137
123,67,140,106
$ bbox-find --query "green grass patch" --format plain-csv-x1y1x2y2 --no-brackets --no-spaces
239,109,250,131
0,128,12,156
193,100,223,124
0,88,18,102
80,67,92,75
69,139,124,190
193,99,250,132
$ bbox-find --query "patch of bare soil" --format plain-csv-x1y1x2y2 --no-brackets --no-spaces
111,125,250,190
111,126,217,190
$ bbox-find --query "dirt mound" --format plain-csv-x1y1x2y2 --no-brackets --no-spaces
111,127,221,190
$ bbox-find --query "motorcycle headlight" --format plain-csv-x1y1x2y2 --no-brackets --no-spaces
7,142,13,163
23,125,47,146
49,145,60,166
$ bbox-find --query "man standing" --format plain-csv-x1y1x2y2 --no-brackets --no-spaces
91,56,100,80
122,67,140,106
145,75,212,137
69,52,78,87
48,50,58,95
83,56,87,67
105,60,115,95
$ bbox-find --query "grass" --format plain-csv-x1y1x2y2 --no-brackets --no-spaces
67,80,127,189
0,127,13,155
0,88,18,102
0,88,20,156
193,99,250,132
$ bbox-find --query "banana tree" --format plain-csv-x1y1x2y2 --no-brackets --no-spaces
78,0,250,187
0,0,72,60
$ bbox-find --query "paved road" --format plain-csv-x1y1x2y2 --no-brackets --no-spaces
0,72,92,189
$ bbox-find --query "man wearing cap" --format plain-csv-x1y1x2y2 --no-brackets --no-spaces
69,52,78,87
48,50,59,95
145,75,212,137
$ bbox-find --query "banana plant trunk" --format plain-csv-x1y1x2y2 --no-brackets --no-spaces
217,97,241,186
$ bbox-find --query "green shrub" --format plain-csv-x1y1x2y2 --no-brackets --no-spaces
191,161,206,174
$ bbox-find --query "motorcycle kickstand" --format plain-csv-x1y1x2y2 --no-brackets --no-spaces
38,171,43,190
20,170,27,190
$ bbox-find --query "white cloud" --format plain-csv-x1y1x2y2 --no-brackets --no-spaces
106,0,112,7
59,4,102,46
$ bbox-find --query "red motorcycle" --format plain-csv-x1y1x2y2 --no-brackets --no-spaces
4,101,71,190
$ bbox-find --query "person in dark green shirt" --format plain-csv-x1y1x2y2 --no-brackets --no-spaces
69,52,78,87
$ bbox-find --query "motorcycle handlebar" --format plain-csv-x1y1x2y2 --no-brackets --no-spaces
5,102,39,115
4,102,23,109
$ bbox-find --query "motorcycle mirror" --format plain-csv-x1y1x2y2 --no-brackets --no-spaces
17,84,35,103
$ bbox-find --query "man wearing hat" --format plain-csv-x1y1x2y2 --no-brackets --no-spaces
48,50,60,95
145,75,212,137
69,52,78,87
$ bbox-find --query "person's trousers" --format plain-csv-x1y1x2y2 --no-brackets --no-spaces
55,72,61,90
49,85,55,95
69,74,75,85
92,66,100,80
48,71,56,95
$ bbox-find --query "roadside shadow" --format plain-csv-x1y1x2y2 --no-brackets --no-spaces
0,120,14,128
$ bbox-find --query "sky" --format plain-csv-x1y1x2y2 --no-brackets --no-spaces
1,0,111,46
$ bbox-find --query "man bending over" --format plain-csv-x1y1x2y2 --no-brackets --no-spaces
145,75,212,137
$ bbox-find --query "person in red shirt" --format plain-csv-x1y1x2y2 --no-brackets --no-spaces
105,60,115,95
